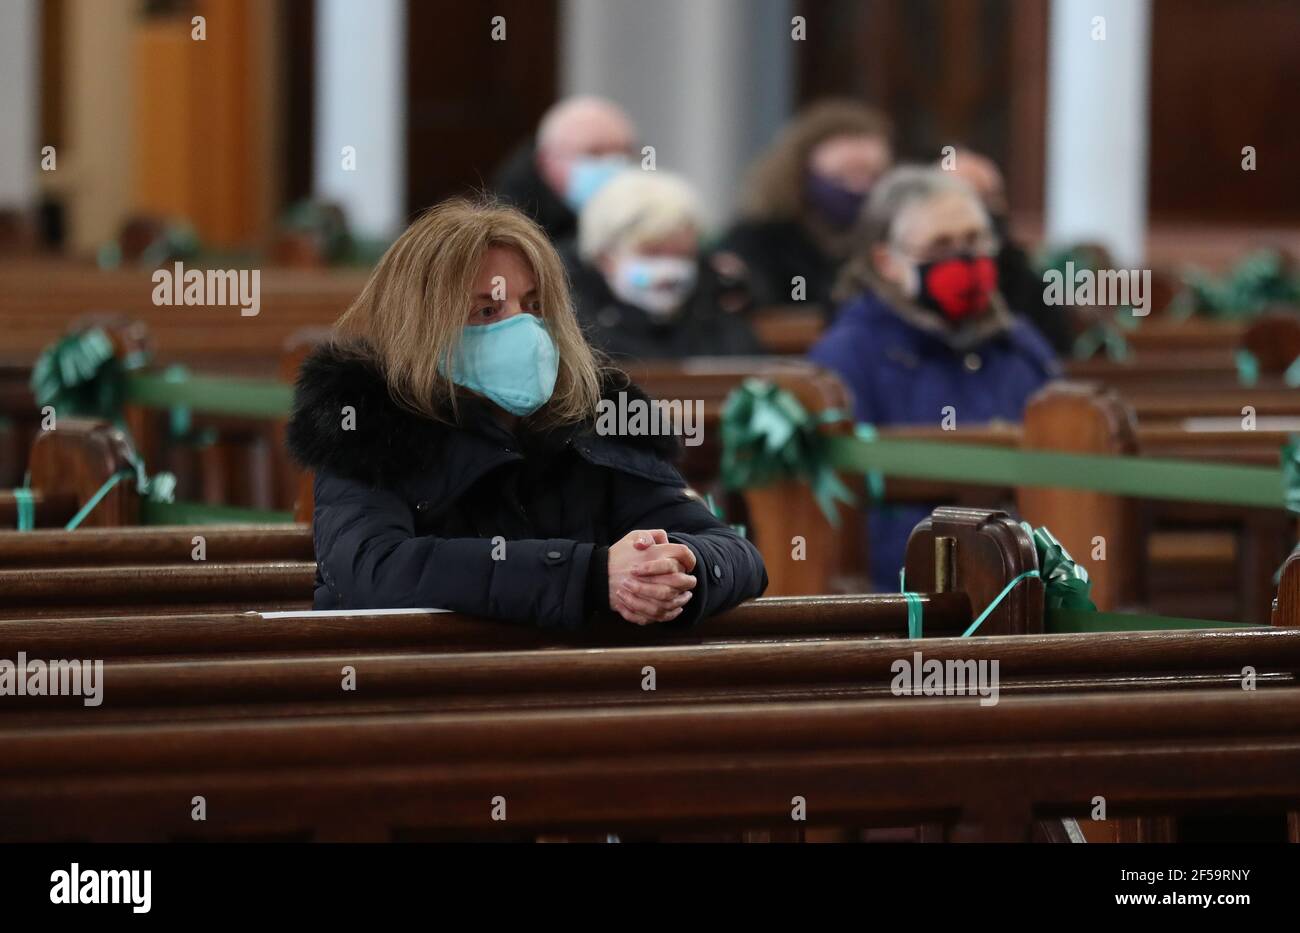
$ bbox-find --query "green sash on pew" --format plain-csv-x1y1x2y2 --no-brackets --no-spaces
16,331,291,528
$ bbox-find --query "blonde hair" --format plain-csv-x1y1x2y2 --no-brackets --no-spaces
741,99,893,222
334,198,603,427
577,169,702,262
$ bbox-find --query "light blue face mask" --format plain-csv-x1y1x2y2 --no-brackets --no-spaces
564,155,629,212
446,313,560,417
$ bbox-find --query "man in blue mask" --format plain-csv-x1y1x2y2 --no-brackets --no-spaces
492,96,638,244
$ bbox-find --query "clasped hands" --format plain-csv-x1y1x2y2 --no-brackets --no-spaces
607,528,697,625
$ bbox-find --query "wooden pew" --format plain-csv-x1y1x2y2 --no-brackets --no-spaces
0,524,311,567
3,509,1295,841
1064,313,1300,392
0,258,367,375
3,687,1299,841
0,593,973,657
0,562,314,620
0,506,1029,625
0,418,137,529
3,626,1293,728
880,382,1297,623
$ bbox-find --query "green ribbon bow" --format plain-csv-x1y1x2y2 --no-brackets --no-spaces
29,327,135,424
720,379,855,525
26,327,176,523
1071,322,1131,362
1235,349,1261,387
1169,250,1300,320
1021,522,1096,611
1283,437,1300,515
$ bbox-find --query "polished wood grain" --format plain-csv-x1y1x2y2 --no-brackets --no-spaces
0,524,312,566
1,626,1289,725
2,688,1298,841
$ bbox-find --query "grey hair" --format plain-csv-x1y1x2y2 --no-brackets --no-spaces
833,165,986,303
859,164,984,247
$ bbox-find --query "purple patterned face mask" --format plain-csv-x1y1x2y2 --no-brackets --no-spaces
804,171,868,230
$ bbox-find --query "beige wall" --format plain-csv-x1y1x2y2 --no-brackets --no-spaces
53,0,135,254
43,0,284,255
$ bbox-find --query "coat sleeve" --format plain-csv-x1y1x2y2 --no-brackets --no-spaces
311,470,595,629
607,469,768,624
808,322,880,425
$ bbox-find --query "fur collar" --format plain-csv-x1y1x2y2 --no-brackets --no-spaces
285,339,681,487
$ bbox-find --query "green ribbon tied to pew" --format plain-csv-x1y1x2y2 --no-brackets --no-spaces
1283,439,1300,515
1022,522,1096,612
1169,250,1300,320
29,326,143,426
720,378,856,525
21,326,178,529
961,524,1096,637
1237,348,1300,390
905,523,1096,638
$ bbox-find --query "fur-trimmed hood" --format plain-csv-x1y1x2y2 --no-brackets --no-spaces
285,339,682,495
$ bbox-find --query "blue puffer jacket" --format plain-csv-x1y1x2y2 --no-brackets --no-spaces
809,288,1060,588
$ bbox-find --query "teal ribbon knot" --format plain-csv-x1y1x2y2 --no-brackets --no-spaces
29,326,152,428
1283,437,1300,515
961,524,1095,637
720,379,855,525
1021,522,1096,612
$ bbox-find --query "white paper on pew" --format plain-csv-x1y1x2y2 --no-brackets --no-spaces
254,608,452,619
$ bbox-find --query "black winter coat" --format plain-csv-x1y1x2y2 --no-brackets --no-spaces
573,258,765,363
490,141,578,243
717,219,840,316
285,341,768,628
996,238,1075,354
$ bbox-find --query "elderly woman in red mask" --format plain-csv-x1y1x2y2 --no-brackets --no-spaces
808,165,1060,589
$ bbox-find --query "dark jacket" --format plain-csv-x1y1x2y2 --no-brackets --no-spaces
285,341,767,628
574,259,765,363
808,287,1058,588
717,219,840,316
997,238,1075,354
491,141,577,242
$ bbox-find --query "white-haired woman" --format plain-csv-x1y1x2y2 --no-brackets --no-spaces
574,169,762,361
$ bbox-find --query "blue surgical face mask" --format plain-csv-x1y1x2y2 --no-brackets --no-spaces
446,314,560,417
564,155,629,212
609,255,698,319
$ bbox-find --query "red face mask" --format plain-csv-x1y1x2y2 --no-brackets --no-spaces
915,255,998,322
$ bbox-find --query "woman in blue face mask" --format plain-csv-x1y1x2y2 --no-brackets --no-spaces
286,198,767,629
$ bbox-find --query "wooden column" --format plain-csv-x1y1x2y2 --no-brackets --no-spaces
132,0,272,249
1018,382,1139,612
